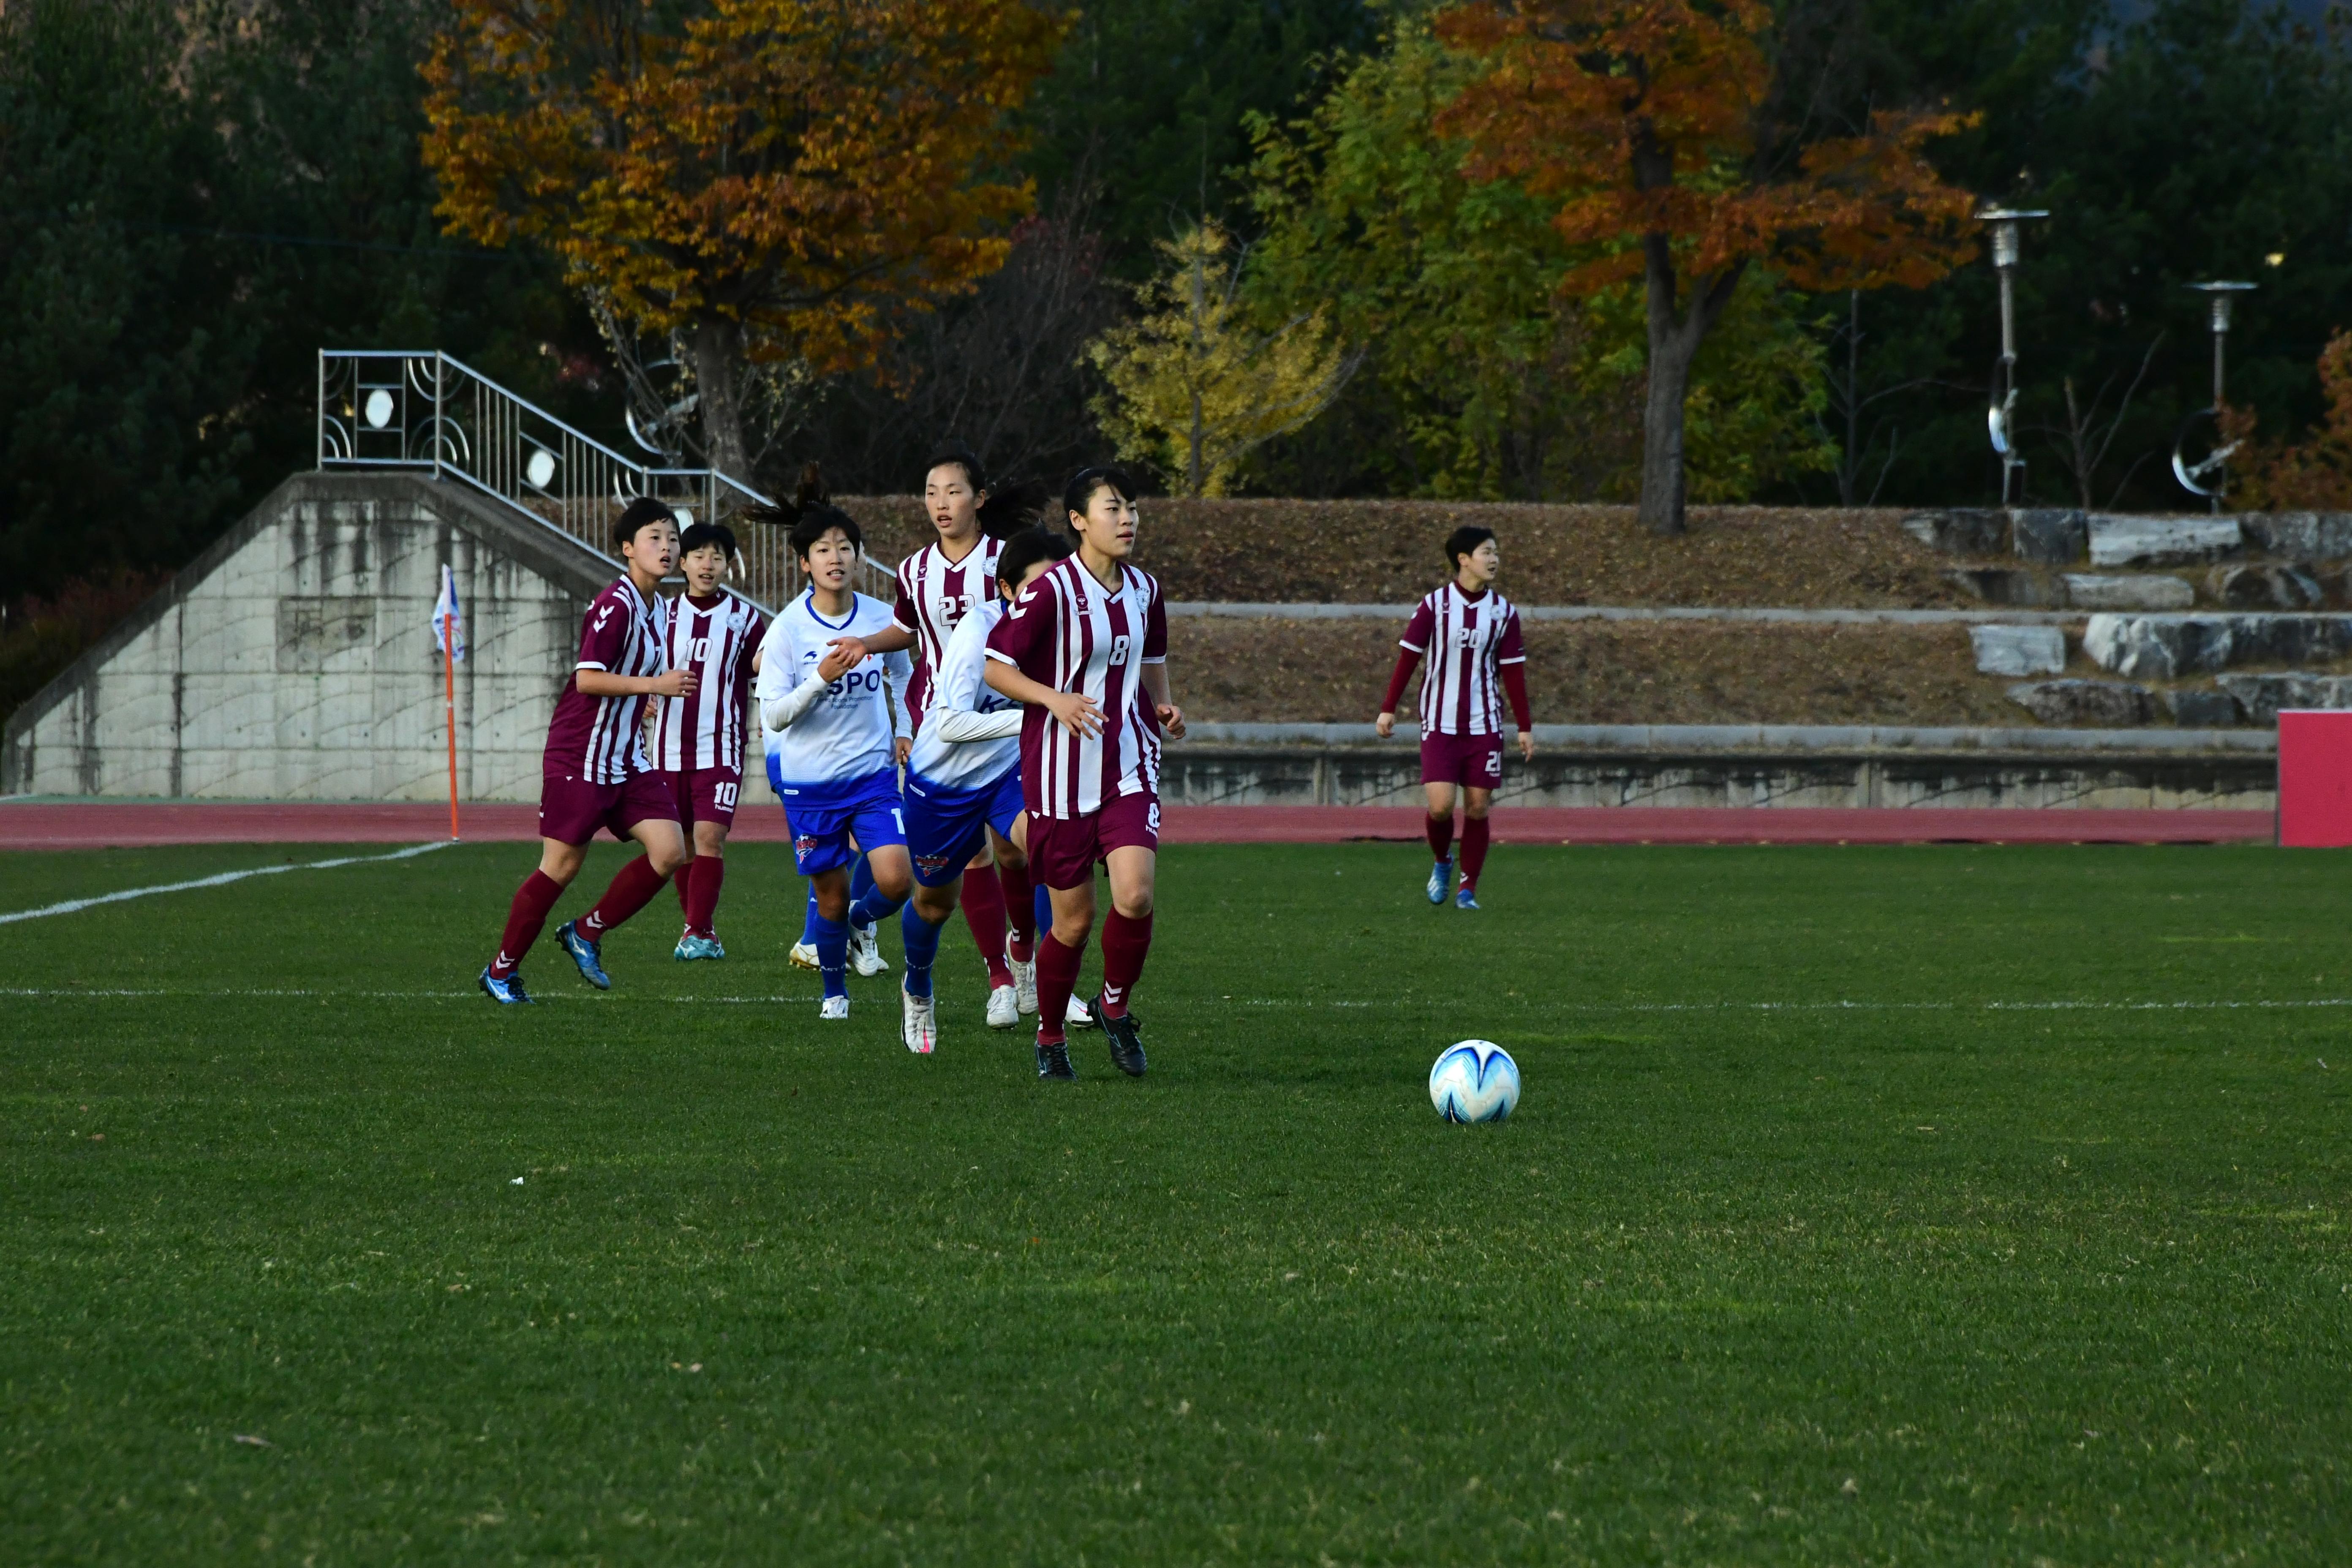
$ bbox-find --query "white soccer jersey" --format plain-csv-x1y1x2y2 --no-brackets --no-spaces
652,589,766,773
908,598,1021,791
985,556,1168,819
1402,583,1526,736
754,590,912,788
893,536,1002,721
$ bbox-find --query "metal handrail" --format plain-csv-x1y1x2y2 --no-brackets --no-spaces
317,349,895,610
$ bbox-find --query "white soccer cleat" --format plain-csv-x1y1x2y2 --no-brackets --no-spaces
850,922,890,977
902,985,938,1054
987,983,1020,1031
1065,992,1094,1029
818,994,850,1021
1011,956,1037,1015
788,940,819,972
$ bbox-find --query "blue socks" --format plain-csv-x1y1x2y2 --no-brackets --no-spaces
812,914,849,999
850,885,906,929
849,854,875,912
800,887,819,946
900,903,946,999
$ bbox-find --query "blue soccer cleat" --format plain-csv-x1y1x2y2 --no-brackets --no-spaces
479,966,533,1005
555,920,611,989
1426,858,1453,905
674,933,725,962
1455,886,1481,911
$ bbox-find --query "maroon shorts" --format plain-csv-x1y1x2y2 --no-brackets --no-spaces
665,767,745,831
1027,791,1161,891
1421,730,1504,788
538,770,678,847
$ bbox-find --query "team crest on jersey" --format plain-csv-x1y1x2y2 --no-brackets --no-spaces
793,835,819,855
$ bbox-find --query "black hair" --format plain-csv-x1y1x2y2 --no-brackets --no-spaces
614,495,676,551
977,478,1050,541
996,526,1075,591
1445,524,1496,572
1062,464,1136,526
744,463,862,562
678,521,739,563
925,443,985,493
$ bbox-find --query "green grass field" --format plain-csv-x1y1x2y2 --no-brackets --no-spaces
5,838,2350,1563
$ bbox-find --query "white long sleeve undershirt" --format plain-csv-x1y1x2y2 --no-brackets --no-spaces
761,673,830,732
927,708,1024,745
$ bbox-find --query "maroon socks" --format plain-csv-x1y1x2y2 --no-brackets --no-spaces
673,855,697,922
1426,811,1455,862
1460,817,1490,891
1098,911,1153,1020
579,855,671,941
999,857,1035,964
1034,930,1086,1044
684,855,724,936
959,865,1013,986
491,871,564,977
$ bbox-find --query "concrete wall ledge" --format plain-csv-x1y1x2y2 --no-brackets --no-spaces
1184,721,2278,756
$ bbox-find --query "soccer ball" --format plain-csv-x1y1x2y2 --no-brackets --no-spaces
1428,1040,1519,1124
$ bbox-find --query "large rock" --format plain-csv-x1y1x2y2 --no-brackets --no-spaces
2162,688,2244,727
2061,573,2194,610
2087,513,2245,567
1903,509,2009,556
2011,508,2088,564
2006,680,2156,727
1971,623,2067,675
2207,563,2326,609
2081,612,2352,676
1945,567,2057,607
2216,673,2352,724
2238,512,2352,562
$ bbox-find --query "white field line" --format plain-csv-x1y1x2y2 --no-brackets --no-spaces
0,841,455,926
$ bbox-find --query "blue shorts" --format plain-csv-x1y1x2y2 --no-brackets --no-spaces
769,765,906,877
902,767,1024,887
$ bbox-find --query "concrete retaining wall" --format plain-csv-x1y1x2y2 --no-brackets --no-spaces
2,473,613,802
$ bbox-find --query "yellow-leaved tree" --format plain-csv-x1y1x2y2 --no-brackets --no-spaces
1086,224,1356,497
421,0,1065,475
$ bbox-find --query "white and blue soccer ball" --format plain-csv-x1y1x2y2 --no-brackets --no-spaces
1429,1040,1519,1124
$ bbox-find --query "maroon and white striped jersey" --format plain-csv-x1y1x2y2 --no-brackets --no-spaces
893,536,1002,724
652,589,767,774
1401,583,1526,736
986,556,1168,819
542,576,670,783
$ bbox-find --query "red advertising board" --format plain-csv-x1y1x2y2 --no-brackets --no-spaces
2276,709,2352,847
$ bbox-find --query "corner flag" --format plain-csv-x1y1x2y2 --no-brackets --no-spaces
434,564,465,839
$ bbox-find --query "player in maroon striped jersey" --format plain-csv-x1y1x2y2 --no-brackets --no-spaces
654,521,769,961
984,465,1184,1081
480,498,696,1003
1375,525,1533,911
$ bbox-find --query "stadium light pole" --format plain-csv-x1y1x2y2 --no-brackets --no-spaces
1977,207,2049,508
2174,280,2258,513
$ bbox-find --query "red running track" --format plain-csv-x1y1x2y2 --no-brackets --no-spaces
0,800,2276,850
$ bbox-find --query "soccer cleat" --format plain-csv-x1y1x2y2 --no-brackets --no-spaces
788,940,819,971
478,966,533,1005
1066,992,1097,1030
1100,1009,1148,1078
901,984,939,1054
1012,956,1038,1015
986,984,1020,1031
1426,858,1454,905
555,920,610,990
1455,887,1481,911
1035,1039,1076,1079
818,995,850,1021
850,922,890,977
674,933,725,961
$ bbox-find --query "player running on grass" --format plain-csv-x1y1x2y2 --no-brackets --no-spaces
480,497,695,1003
984,465,1184,1081
653,521,768,961
896,527,1075,1053
1375,525,1534,911
751,472,917,1026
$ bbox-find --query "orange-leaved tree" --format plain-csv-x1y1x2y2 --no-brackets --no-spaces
1434,0,1978,533
2219,329,2352,510
422,0,1065,476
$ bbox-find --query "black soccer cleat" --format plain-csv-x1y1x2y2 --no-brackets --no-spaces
1100,1009,1147,1078
1035,1040,1076,1080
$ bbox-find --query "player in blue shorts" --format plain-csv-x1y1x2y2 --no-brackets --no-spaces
750,468,916,1026
893,528,1074,1053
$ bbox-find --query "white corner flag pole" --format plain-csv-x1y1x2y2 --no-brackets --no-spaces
435,564,466,841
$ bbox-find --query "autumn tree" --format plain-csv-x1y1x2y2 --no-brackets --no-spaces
1433,0,1976,533
422,0,1064,476
1087,223,1354,497
2222,329,2352,511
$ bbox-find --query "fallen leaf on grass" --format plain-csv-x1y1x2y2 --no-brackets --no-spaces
232,1434,272,1448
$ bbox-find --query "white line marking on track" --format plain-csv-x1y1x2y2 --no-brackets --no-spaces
0,841,455,926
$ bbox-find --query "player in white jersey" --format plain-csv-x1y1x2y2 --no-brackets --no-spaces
751,473,917,1024
985,466,1185,1081
654,521,768,961
1375,525,1533,910
893,528,1078,1052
